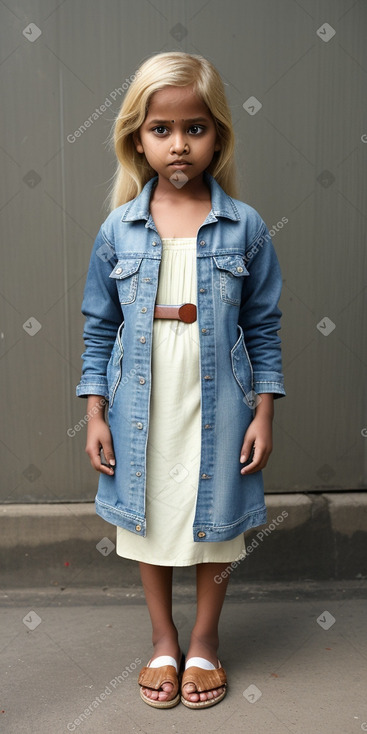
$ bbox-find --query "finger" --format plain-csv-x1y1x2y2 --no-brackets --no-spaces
99,446,115,474
86,446,115,475
99,463,115,475
241,444,267,474
97,457,115,475
101,445,116,466
99,444,115,465
239,438,255,464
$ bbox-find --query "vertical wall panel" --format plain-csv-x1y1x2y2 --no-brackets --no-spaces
1,0,366,500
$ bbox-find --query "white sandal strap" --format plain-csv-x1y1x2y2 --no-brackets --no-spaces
148,655,178,672
185,656,216,670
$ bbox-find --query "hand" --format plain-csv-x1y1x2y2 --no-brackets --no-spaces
239,413,273,475
85,417,116,475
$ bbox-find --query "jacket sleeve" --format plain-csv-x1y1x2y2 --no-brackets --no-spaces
239,221,286,399
76,226,123,399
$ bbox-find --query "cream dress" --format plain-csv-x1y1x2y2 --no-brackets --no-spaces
116,237,246,566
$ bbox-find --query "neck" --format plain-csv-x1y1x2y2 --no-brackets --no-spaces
151,172,211,203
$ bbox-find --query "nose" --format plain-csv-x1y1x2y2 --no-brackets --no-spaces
170,132,189,154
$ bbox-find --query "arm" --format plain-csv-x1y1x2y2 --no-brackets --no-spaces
239,221,285,474
76,226,122,474
239,222,285,398
76,226,123,400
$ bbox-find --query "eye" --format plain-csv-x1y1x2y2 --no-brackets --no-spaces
188,125,205,134
152,126,168,135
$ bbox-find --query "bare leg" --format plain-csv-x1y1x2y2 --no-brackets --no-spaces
182,562,230,704
138,562,181,702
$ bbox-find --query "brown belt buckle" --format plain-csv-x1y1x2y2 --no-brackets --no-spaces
154,303,197,323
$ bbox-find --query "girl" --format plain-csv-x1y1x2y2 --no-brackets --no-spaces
76,51,286,709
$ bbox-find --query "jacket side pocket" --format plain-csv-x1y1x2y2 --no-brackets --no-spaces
230,324,255,409
106,321,124,407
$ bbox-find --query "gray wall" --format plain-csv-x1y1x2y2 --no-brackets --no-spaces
1,0,366,502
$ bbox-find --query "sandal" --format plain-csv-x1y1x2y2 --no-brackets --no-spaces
181,657,227,709
138,653,185,709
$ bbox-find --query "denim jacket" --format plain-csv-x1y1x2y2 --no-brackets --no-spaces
76,171,286,541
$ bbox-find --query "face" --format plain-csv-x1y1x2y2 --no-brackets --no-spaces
133,85,220,187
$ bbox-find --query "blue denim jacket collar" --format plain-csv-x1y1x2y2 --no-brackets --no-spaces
120,171,241,224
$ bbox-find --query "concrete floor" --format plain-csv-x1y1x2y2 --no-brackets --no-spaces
1,581,367,734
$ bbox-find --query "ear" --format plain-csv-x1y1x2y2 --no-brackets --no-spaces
132,130,144,154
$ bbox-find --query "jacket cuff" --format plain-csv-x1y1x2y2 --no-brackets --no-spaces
76,376,109,400
253,371,286,399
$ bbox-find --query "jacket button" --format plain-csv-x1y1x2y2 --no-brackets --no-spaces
201,328,207,333
136,422,143,429
135,471,142,477
204,424,212,429
135,524,142,531
201,473,209,479
199,240,206,246
139,377,146,385
197,531,206,538
204,375,212,380
236,266,244,273
141,307,147,313
152,241,157,246
115,267,123,274
140,336,146,343
199,288,205,293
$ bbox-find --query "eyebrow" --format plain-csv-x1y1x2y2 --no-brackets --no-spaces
148,117,209,124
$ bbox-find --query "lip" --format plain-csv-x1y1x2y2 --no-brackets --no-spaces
170,161,191,166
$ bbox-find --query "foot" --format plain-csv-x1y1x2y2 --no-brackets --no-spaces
140,641,182,704
181,640,225,704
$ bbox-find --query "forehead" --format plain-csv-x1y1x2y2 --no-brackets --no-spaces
146,85,210,117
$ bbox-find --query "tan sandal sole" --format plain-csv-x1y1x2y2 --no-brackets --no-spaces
181,686,227,708
140,688,180,709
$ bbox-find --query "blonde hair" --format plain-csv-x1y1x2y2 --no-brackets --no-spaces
106,52,238,210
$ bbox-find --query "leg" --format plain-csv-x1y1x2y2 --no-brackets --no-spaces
182,562,230,704
138,562,181,702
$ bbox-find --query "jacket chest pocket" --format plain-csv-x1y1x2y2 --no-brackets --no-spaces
109,258,143,304
213,255,249,305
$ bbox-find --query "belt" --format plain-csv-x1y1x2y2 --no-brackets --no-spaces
154,303,197,323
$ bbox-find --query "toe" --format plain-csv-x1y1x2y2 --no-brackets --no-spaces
158,683,173,701
183,683,196,692
142,687,158,700
188,693,200,702
142,681,176,702
182,683,199,702
198,686,224,702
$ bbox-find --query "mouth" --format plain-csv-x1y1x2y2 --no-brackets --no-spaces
170,161,191,166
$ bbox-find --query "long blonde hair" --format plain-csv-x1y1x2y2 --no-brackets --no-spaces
106,52,238,210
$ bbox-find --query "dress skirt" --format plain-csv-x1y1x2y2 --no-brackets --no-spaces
116,237,246,566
